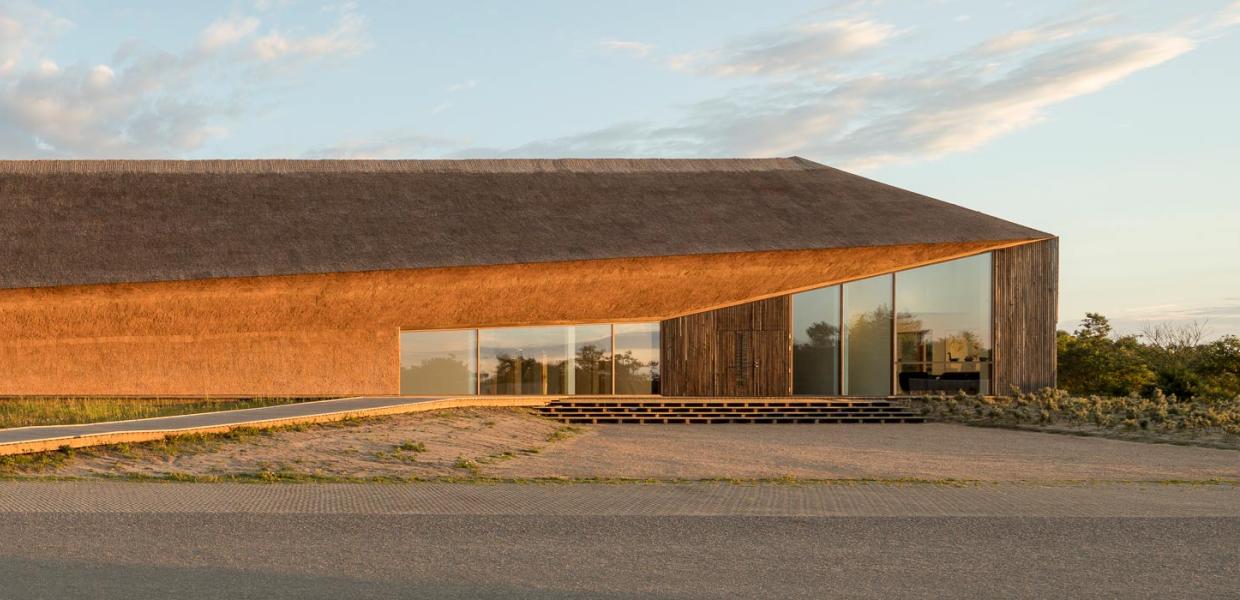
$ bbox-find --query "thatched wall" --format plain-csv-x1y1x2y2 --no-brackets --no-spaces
0,241,1013,396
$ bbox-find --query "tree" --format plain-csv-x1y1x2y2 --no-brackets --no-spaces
1057,314,1156,397
1198,335,1240,399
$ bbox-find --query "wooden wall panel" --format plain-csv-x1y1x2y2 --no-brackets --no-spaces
661,296,791,397
992,238,1059,394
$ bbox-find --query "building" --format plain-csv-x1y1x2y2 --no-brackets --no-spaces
0,158,1056,398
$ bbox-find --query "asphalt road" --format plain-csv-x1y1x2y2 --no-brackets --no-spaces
0,483,1236,599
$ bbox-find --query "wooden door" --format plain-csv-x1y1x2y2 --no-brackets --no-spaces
716,330,789,396
751,330,790,396
718,331,753,396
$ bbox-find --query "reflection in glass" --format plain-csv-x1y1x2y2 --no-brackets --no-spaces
898,363,991,394
572,324,613,395
478,325,614,395
842,274,893,396
399,330,477,395
896,253,992,394
479,326,566,395
792,285,840,395
614,323,660,395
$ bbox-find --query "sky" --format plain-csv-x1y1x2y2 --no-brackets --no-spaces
1,0,1238,338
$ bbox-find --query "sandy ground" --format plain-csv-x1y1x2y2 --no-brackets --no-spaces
26,408,1240,482
52,408,566,480
486,422,1240,481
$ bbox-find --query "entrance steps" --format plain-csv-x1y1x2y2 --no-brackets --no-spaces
536,397,925,424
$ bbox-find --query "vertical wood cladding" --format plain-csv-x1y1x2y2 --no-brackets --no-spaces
992,238,1059,394
661,296,791,396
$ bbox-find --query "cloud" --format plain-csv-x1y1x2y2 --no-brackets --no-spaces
600,40,654,58
1114,298,1240,322
0,4,371,158
198,16,260,52
251,7,370,61
0,3,71,76
817,33,1195,169
446,79,476,93
507,8,1223,170
0,15,22,74
302,131,465,159
974,14,1113,55
668,18,899,76
1079,298,1240,339
1220,1,1240,27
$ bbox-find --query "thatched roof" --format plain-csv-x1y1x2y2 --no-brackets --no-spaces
0,157,1049,290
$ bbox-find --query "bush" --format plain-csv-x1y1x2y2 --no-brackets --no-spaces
916,388,1240,438
1057,314,1240,401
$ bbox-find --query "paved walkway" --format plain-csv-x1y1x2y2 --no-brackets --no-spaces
0,396,543,456
1,481,1237,517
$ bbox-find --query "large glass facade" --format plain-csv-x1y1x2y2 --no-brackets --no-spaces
896,253,992,394
402,253,992,398
790,253,993,397
842,274,894,396
402,322,656,396
399,329,477,395
614,322,661,394
792,285,840,395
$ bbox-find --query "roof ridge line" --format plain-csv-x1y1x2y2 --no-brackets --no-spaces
0,158,818,175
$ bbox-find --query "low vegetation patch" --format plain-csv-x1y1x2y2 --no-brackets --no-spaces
914,389,1240,448
0,396,317,429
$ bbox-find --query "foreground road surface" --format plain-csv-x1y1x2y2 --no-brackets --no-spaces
0,482,1236,599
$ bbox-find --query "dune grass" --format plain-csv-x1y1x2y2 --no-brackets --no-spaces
912,389,1240,448
0,396,316,429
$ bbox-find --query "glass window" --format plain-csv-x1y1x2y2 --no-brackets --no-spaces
572,324,613,395
614,323,660,395
792,285,840,395
842,274,893,396
479,326,570,395
896,253,992,394
399,330,477,395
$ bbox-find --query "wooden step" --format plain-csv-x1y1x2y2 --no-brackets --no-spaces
550,416,926,425
535,398,923,424
533,406,912,414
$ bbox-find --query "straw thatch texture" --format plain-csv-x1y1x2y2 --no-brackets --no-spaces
0,158,1047,290
0,241,1010,396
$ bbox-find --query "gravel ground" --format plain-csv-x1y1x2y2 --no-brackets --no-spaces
484,421,1240,482
9,409,1238,482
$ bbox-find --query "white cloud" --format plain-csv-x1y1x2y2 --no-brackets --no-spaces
669,18,899,76
0,3,371,158
821,33,1195,169
504,8,1223,170
0,15,22,74
446,79,476,93
198,16,261,52
303,131,465,159
1080,298,1240,339
601,40,654,58
1221,1,1240,27
252,8,369,61
0,3,72,76
975,14,1113,56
